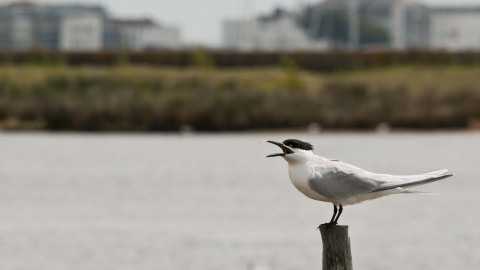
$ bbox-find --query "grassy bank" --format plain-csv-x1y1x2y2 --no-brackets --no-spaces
1,65,480,131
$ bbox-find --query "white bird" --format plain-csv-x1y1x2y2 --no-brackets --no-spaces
264,139,454,228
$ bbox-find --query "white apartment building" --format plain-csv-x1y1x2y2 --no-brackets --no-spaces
224,9,326,51
430,8,480,51
115,19,181,50
60,15,103,51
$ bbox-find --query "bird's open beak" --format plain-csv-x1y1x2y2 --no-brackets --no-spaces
263,140,294,158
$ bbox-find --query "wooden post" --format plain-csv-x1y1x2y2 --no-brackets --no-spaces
319,225,353,270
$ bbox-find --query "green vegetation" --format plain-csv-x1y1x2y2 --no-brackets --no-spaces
279,56,304,91
0,65,480,131
190,48,216,70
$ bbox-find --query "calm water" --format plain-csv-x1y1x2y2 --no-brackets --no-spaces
0,132,478,270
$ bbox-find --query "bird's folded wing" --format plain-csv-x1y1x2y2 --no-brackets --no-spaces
308,161,382,201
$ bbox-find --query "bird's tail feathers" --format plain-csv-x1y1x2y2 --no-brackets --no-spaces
372,169,453,193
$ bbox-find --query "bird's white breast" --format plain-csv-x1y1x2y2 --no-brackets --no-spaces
288,162,330,202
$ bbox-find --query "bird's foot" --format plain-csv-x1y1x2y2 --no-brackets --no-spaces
317,222,337,230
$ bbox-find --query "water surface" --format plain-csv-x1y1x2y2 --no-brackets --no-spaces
0,132,478,270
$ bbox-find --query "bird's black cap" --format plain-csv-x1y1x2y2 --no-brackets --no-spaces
282,139,314,151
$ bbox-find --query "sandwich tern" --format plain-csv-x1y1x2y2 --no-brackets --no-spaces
264,139,453,228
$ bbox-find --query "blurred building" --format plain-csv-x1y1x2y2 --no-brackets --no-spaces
223,0,430,51
297,0,430,50
0,1,107,51
59,14,104,51
113,19,180,51
429,7,480,51
224,0,480,51
0,1,181,51
223,8,327,51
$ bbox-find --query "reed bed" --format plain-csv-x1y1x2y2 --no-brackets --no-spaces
1,65,480,131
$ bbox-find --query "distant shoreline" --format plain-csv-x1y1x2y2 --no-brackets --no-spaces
3,50,480,72
1,65,480,132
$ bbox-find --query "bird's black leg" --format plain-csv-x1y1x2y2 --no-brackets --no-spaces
318,204,338,230
329,204,338,224
333,204,343,225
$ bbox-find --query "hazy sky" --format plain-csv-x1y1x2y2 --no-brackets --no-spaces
18,0,480,46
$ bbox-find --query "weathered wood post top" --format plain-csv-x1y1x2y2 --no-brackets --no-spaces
319,225,353,270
